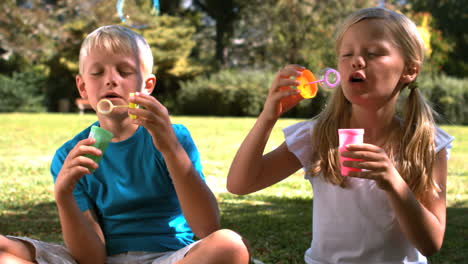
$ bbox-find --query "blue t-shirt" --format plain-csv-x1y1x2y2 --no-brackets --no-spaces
50,122,204,255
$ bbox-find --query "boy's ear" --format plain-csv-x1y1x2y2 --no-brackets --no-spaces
143,74,156,95
76,75,88,99
400,64,419,84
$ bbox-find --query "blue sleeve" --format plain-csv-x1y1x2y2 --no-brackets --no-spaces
50,144,94,212
174,124,205,181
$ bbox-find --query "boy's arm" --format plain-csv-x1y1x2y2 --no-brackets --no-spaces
162,143,220,238
53,138,107,264
128,93,220,238
55,197,106,264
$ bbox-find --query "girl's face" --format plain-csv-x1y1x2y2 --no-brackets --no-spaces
76,47,153,117
337,19,408,110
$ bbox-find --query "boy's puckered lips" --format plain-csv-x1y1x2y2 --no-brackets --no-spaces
102,91,123,99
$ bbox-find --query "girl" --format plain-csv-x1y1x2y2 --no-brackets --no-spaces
227,7,454,263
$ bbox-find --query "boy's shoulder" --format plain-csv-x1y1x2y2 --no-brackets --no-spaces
57,122,97,153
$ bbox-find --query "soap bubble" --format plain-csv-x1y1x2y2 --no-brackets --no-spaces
318,68,340,89
116,0,160,29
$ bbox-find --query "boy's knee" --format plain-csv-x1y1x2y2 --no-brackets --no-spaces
209,229,250,258
0,235,10,251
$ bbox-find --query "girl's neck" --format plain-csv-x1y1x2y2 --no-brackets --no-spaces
349,106,398,146
98,116,139,142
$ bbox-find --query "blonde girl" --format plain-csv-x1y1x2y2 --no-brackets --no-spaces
227,7,454,263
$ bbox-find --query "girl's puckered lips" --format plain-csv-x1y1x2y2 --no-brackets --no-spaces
349,71,366,82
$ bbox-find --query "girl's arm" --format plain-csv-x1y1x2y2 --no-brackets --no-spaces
386,148,447,256
227,65,305,195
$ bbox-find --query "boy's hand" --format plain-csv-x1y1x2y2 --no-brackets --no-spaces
261,64,304,121
55,138,101,199
128,93,178,153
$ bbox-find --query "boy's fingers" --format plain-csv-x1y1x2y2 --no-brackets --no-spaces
129,93,166,116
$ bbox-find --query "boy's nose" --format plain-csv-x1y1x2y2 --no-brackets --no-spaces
106,79,117,87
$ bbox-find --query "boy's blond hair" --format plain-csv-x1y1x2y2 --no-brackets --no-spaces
310,8,438,199
78,25,154,78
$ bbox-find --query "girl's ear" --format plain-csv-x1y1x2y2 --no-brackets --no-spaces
143,74,156,95
76,75,88,99
400,64,419,84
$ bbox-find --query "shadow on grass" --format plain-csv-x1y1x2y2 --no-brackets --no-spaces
219,193,312,264
219,193,468,264
430,205,468,263
0,196,466,263
0,201,62,242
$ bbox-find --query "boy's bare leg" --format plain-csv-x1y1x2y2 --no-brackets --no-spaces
0,235,35,263
177,229,250,264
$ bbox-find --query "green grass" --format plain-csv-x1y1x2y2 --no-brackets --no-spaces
0,113,466,263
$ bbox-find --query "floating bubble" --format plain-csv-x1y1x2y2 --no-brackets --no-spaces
116,0,160,29
317,68,340,89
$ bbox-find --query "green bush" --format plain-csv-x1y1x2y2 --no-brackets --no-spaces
0,70,46,112
418,74,468,125
177,69,273,116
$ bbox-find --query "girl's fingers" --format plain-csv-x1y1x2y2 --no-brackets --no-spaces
279,64,305,77
276,79,300,88
343,160,385,171
341,150,382,161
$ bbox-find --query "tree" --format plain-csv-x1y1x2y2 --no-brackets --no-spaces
228,0,374,69
410,0,467,77
193,0,243,66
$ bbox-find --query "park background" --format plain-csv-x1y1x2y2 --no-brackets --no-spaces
0,0,467,263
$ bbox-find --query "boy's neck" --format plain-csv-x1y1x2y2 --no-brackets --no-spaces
98,117,139,142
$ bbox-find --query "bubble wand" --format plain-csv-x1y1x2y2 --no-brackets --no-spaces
295,68,341,99
97,93,138,119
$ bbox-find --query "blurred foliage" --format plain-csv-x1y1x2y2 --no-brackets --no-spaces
177,68,273,116
0,0,466,118
418,74,468,125
0,68,46,112
410,0,468,78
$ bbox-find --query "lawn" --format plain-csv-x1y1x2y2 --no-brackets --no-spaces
0,113,466,263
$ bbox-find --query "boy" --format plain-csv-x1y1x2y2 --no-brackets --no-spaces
0,25,249,264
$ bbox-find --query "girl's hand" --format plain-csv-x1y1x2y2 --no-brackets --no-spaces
261,64,304,121
128,92,178,153
55,138,101,199
341,144,402,192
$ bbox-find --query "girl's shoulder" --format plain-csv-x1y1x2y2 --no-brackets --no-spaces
282,119,317,168
435,126,455,159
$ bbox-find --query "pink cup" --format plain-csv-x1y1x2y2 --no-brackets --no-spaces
338,129,364,176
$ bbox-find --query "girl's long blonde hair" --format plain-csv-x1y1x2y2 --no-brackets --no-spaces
309,8,438,199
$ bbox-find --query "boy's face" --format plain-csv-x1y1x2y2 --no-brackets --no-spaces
76,47,155,117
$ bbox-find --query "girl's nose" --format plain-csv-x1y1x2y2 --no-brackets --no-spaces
352,56,365,69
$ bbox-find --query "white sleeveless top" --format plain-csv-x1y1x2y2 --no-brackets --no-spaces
283,120,454,264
